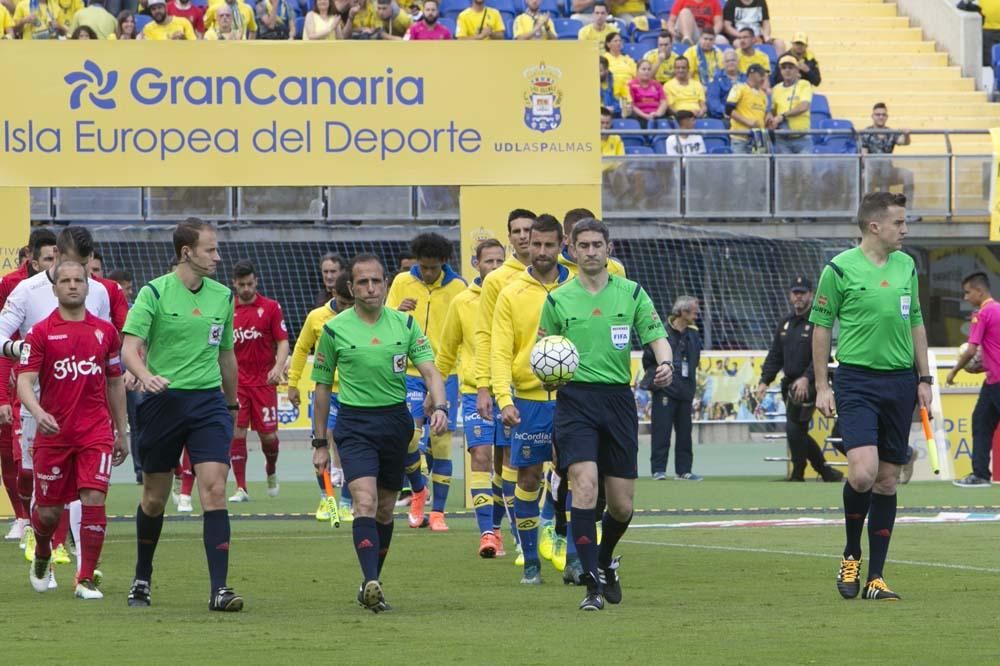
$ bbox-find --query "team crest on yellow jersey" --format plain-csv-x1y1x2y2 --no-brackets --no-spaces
523,63,562,133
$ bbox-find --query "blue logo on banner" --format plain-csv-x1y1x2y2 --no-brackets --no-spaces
65,60,118,111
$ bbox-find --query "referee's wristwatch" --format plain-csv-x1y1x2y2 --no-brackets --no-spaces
312,437,329,449
659,361,673,368
918,375,934,386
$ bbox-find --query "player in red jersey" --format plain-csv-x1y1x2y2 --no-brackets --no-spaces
17,261,128,599
1,229,58,543
88,251,129,332
228,260,289,502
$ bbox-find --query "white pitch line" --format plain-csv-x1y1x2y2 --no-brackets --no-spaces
621,539,1000,574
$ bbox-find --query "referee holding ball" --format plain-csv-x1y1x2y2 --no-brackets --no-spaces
811,192,932,602
311,254,448,613
122,218,243,612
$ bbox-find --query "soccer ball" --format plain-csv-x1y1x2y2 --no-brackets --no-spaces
959,343,984,374
530,336,579,387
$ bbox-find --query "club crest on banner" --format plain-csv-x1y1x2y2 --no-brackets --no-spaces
523,63,562,133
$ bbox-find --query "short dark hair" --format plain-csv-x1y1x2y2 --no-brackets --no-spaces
599,55,609,68
600,106,614,117
701,27,715,37
91,250,103,263
475,238,504,260
320,252,344,269
674,56,689,68
659,30,672,39
334,271,353,300
856,192,906,232
233,259,256,279
531,214,564,242
962,272,990,291
872,102,888,112
410,232,452,262
29,228,57,260
108,269,133,283
173,218,213,260
57,226,95,261
53,260,87,281
507,208,537,234
349,253,386,280
563,208,596,235
570,218,610,245
71,25,97,39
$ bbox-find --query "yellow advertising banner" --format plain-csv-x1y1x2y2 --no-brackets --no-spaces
0,42,599,188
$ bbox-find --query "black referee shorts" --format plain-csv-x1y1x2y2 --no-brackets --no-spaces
554,382,638,479
333,403,413,492
136,389,233,473
833,364,917,465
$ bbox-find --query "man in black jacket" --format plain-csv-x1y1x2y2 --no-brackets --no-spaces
643,296,703,481
770,32,821,88
756,277,843,482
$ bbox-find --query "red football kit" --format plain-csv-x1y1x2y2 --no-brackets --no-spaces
233,295,287,433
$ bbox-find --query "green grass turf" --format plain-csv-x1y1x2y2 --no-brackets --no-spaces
3,479,999,664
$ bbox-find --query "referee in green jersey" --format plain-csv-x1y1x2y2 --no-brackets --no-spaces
538,219,673,611
311,254,448,613
811,192,932,602
121,219,243,612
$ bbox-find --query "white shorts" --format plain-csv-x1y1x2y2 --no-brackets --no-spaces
19,410,36,471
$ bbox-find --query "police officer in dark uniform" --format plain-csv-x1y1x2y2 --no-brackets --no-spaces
757,277,844,482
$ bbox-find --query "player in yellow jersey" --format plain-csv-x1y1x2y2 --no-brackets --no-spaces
435,239,507,557
386,233,467,531
559,208,627,277
287,273,354,521
475,208,537,558
491,215,572,584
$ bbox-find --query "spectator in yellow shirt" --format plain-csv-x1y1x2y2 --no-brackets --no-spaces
664,57,707,117
606,0,643,25
366,0,411,39
513,0,554,39
643,31,679,84
52,0,83,29
768,54,813,154
456,0,504,39
736,27,770,82
684,29,724,83
604,32,637,82
577,2,617,50
205,0,256,38
204,3,242,38
600,106,624,156
113,9,138,39
0,4,15,37
727,63,769,153
982,0,1000,65
13,0,64,39
142,0,195,38
69,0,116,40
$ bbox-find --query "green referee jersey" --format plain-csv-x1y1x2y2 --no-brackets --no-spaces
122,272,235,389
311,307,434,408
809,247,923,371
538,276,666,385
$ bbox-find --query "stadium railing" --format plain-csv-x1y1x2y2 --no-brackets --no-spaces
28,130,990,223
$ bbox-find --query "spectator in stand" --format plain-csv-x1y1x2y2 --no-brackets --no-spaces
313,253,345,307
204,4,243,38
405,0,451,39
664,110,706,155
665,57,707,117
606,0,645,25
628,61,668,129
722,0,778,48
456,0,504,40
600,106,625,157
861,103,914,202
69,0,117,39
771,33,821,87
666,0,726,46
599,55,624,117
577,2,617,49
643,31,679,85
141,0,195,39
684,29,724,84
514,0,555,40
0,5,12,38
52,0,83,29
604,32,637,83
205,0,257,38
304,0,352,39
367,0,410,38
167,0,205,35
726,63,769,153
113,9,137,38
707,49,743,119
736,27,770,81
70,23,96,37
13,0,66,39
769,54,812,154
973,0,1000,66
255,0,296,39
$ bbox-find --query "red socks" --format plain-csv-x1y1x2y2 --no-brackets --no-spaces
51,509,69,548
230,437,248,490
31,507,54,561
17,468,32,517
262,437,279,477
79,504,107,581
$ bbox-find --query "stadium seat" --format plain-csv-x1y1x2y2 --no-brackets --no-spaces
652,135,668,154
811,94,831,122
813,140,856,154
817,119,857,152
694,118,725,131
135,15,153,32
650,0,673,20
191,0,208,6
623,43,647,62
612,118,647,148
625,145,655,155
672,43,686,56
487,0,516,14
757,43,777,71
295,15,305,39
440,0,466,18
554,18,582,39
992,44,1000,94
655,118,678,130
708,145,732,154
512,0,561,14
439,16,457,36
622,15,659,43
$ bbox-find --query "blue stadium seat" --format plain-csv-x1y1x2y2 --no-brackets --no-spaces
652,135,669,154
440,0,467,18
650,0,673,20
191,0,208,6
623,15,659,43
487,0,516,14
554,18,582,39
294,15,305,39
135,14,153,32
704,137,730,152
992,44,1000,93
625,145,655,155
512,0,561,14
757,43,777,70
612,118,647,148
813,140,856,154
708,145,732,154
694,118,725,131
635,33,659,52
672,43,686,56
439,16,457,36
811,94,831,121
623,43,647,62
817,119,856,152
654,118,677,130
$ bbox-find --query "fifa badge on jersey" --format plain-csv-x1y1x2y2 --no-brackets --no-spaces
208,324,223,346
523,63,563,133
610,325,630,350
18,343,31,366
392,354,407,374
900,295,911,320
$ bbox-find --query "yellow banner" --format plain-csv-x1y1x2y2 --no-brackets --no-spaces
0,42,599,188
990,128,1000,241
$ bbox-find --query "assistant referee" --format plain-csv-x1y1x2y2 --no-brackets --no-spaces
311,254,448,613
811,192,932,602
538,218,673,611
121,218,243,612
